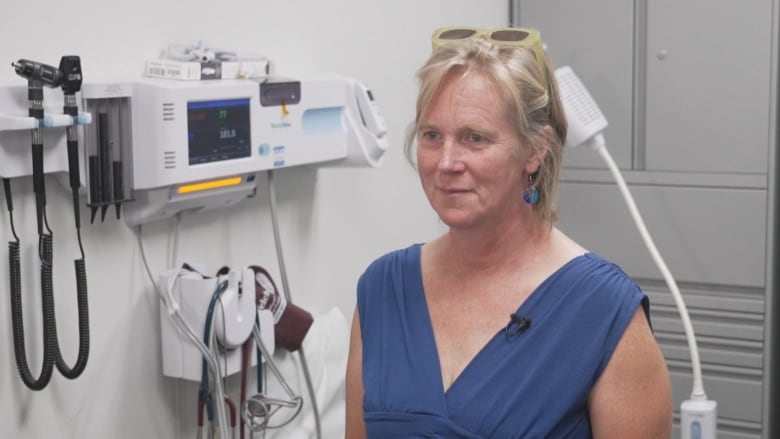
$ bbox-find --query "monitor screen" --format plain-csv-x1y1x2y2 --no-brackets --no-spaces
187,98,251,165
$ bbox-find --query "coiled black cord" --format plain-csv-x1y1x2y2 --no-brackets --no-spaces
55,82,90,378
4,180,90,388
42,234,90,379
5,178,56,391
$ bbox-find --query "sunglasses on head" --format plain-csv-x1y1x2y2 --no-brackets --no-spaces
431,26,545,67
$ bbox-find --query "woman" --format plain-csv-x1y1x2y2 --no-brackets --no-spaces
346,27,672,438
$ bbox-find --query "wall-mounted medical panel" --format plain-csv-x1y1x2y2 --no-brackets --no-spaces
128,75,385,193
515,0,634,170
557,182,766,289
644,0,772,174
255,77,349,170
130,79,273,191
116,75,387,225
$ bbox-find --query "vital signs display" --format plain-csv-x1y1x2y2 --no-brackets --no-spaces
187,98,251,165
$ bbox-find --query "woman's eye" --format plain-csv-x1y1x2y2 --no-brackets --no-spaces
467,133,485,144
420,131,439,141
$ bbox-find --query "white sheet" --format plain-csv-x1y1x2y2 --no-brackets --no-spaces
258,306,349,439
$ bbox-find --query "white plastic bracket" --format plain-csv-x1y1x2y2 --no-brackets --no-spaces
0,83,91,179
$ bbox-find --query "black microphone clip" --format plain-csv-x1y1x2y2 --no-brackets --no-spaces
505,314,532,337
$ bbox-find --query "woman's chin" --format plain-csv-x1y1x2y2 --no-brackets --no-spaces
436,212,481,230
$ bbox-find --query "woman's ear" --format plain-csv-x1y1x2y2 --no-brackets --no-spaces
524,125,553,174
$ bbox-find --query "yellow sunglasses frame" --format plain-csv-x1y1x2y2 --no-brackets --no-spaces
431,26,546,67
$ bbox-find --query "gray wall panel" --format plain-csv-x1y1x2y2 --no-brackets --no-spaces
649,287,766,370
514,0,776,435
648,289,767,314
645,0,773,173
557,183,766,287
673,425,762,439
516,0,634,169
660,343,764,370
653,316,764,343
669,371,763,423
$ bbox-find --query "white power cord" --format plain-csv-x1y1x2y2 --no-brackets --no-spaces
555,65,717,438
266,170,322,439
588,135,717,438
588,135,705,398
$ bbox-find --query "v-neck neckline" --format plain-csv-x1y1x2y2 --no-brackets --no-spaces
413,246,592,398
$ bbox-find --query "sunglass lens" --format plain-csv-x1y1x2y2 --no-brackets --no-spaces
439,29,478,40
491,30,529,42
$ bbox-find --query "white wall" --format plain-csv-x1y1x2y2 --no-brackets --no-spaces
0,1,508,438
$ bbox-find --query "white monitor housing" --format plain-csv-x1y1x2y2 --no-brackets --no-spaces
79,74,388,225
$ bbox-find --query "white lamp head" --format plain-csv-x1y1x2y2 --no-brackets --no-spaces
554,66,608,149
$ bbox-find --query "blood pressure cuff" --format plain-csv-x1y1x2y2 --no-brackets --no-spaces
249,265,313,351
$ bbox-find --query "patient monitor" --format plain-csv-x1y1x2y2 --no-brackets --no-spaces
81,74,388,226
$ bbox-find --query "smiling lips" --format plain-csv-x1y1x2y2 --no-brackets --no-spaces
439,186,470,195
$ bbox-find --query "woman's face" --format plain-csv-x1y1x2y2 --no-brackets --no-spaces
417,70,542,230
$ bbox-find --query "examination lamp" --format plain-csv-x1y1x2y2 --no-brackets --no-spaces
554,66,718,439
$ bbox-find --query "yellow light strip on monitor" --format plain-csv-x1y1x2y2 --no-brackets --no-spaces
176,176,243,194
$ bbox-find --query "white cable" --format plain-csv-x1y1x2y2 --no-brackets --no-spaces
135,225,182,439
166,276,230,439
170,213,181,269
589,134,706,400
163,41,267,63
135,225,231,438
266,170,323,439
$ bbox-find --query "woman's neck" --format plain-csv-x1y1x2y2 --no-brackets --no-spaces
434,217,555,276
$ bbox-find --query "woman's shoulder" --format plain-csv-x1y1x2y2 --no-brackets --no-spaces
552,228,637,288
361,243,423,277
356,243,425,312
559,252,641,295
580,252,636,282
555,252,649,327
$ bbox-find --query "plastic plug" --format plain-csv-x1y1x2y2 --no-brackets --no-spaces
681,398,717,439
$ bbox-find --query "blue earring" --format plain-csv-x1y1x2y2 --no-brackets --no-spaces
523,174,539,205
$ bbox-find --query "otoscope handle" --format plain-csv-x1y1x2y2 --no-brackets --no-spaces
62,77,81,193
12,59,63,87
3,178,12,212
32,145,44,197
32,144,45,235
66,139,80,191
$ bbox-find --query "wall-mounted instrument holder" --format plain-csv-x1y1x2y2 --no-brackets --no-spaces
80,81,134,222
0,84,91,179
2,56,93,392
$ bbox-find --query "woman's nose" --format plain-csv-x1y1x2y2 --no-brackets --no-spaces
437,140,466,173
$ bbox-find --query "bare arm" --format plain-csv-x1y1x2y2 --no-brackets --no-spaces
345,308,367,439
589,307,673,438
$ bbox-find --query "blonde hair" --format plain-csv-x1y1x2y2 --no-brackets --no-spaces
404,37,568,223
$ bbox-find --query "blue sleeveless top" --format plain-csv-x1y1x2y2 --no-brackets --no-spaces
357,244,649,438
